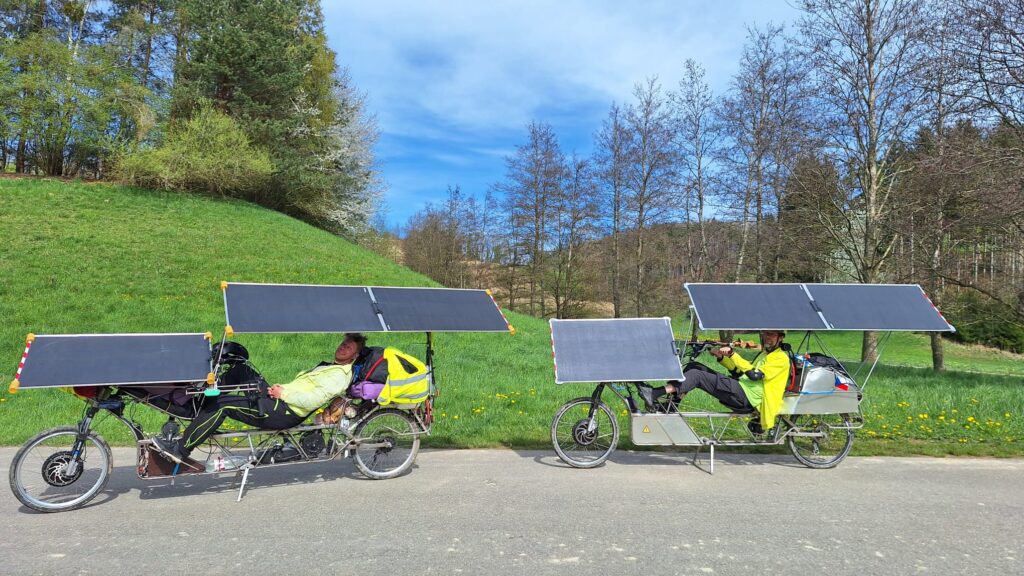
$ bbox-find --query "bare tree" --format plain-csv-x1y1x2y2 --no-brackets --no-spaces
798,0,932,361
550,154,599,318
720,24,811,282
495,122,566,315
953,0,1024,140
593,103,630,317
623,77,678,316
671,59,720,282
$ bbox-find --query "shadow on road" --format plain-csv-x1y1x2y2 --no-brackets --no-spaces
522,447,804,472
11,455,417,514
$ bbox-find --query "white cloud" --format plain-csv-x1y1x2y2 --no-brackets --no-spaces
322,0,801,224
325,1,800,134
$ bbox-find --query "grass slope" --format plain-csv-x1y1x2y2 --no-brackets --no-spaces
0,178,1020,456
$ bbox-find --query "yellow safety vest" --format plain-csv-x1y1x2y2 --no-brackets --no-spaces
376,347,431,408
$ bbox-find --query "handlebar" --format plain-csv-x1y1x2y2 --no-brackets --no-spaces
674,339,763,360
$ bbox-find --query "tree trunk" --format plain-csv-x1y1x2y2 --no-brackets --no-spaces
930,332,945,372
15,133,26,173
635,228,644,316
861,331,878,365
612,197,621,318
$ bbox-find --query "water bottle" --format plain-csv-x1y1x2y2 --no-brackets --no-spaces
205,454,249,472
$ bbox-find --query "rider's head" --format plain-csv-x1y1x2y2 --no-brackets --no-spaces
335,333,367,364
759,330,786,352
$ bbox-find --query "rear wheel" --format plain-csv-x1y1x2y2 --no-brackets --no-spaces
352,409,420,479
786,413,854,469
551,398,620,468
9,427,112,512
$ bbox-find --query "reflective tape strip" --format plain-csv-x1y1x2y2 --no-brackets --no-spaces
393,390,429,401
389,373,428,386
14,339,32,381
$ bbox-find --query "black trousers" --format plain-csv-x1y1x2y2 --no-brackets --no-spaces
678,369,755,413
180,395,304,455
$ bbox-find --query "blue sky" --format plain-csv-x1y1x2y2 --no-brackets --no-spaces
322,1,802,230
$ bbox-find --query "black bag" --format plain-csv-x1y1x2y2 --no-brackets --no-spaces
804,353,850,377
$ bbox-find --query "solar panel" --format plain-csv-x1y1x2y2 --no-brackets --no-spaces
223,282,511,334
806,284,955,331
685,283,828,331
685,283,955,332
550,318,684,384
14,334,212,389
373,287,511,332
224,283,385,333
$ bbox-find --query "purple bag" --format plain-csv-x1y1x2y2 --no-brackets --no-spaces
350,381,385,401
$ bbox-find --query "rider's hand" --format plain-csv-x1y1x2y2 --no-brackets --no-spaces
268,385,284,399
713,346,733,358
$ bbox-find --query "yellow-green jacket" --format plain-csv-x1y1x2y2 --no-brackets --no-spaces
278,363,353,417
719,347,790,429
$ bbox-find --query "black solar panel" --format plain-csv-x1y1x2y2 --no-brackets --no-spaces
550,318,684,383
685,283,827,331
223,283,510,333
15,334,212,389
224,283,384,333
373,287,510,332
806,284,955,331
685,283,954,332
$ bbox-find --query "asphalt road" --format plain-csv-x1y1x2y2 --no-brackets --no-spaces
1,447,1020,576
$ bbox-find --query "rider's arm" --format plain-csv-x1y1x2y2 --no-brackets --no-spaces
722,352,753,373
277,365,353,415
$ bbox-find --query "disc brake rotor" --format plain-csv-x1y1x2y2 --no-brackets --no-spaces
572,419,597,445
42,451,84,487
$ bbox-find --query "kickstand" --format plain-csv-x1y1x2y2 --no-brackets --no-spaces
236,465,252,502
691,442,715,475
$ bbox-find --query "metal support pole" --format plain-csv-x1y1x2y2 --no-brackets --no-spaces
237,466,251,502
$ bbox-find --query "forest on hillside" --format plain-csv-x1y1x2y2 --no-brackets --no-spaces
0,0,380,234
401,0,1024,360
5,1,1024,363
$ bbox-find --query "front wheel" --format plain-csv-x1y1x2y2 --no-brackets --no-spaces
786,413,854,469
551,398,620,468
352,409,421,479
9,427,113,512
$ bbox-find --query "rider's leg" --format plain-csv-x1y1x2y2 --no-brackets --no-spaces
676,371,753,412
174,395,260,458
226,396,304,430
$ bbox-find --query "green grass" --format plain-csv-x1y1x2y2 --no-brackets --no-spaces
1,178,1022,457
